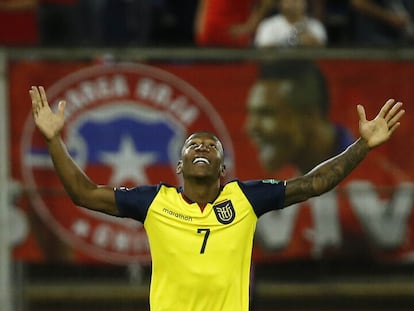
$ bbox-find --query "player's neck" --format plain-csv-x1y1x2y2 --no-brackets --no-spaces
181,179,221,206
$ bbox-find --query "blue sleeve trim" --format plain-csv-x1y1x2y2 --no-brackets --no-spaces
114,183,161,223
237,179,286,217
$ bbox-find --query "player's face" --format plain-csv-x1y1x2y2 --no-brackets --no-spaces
245,80,307,172
177,132,226,180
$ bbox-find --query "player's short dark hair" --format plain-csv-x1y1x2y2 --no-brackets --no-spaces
258,59,330,116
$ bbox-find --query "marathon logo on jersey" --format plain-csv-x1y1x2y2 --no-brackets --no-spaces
213,200,236,224
21,62,234,264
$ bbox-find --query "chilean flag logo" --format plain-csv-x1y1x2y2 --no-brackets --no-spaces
22,63,234,263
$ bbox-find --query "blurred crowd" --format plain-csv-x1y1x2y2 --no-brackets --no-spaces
1,0,414,48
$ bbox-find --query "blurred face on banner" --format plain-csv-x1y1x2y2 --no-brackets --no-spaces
245,79,307,172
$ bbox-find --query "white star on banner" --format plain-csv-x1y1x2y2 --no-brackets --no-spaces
100,135,157,185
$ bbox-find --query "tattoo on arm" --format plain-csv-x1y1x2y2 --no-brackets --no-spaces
284,139,369,207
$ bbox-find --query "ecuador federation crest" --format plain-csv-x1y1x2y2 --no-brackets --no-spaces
213,200,236,224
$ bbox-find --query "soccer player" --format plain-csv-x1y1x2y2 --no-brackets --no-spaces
29,85,404,311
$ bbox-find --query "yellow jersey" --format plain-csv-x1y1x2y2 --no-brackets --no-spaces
115,179,285,311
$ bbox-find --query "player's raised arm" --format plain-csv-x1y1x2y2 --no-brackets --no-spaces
284,99,405,207
29,86,118,215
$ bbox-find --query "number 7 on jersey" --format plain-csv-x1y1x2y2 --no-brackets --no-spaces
197,228,210,254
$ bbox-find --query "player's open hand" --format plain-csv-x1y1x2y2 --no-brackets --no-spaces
29,86,66,141
358,99,405,149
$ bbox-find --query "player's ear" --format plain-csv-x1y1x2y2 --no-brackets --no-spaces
176,160,183,174
220,163,226,177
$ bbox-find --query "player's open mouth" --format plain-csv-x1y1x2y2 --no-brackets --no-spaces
193,157,210,164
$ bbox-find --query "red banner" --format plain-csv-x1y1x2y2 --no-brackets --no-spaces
8,59,414,264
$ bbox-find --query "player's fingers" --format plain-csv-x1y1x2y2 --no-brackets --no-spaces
378,99,395,119
385,101,403,122
30,91,37,117
29,89,35,109
30,87,41,116
30,86,40,104
388,122,401,136
387,108,405,129
58,100,66,117
357,104,367,122
39,86,48,107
